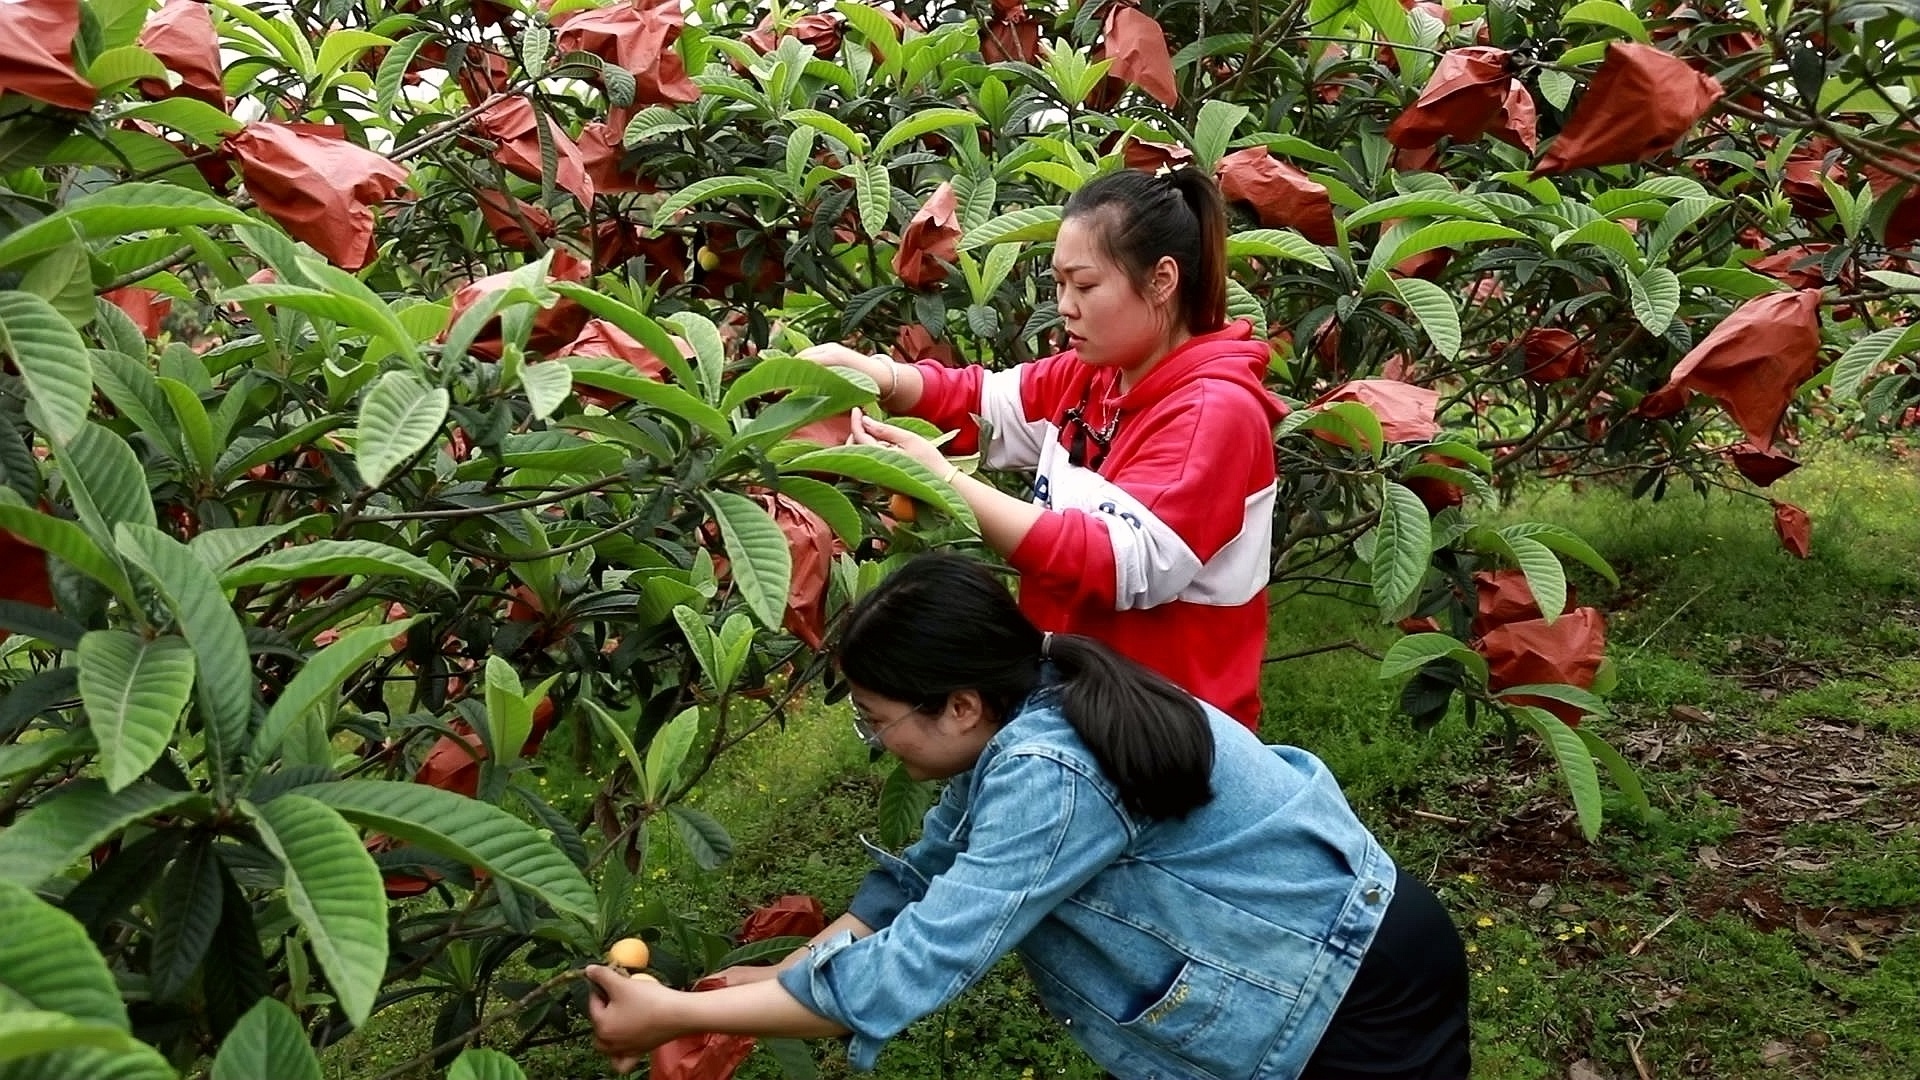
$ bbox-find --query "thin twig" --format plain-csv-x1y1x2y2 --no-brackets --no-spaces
1628,911,1683,957
1411,809,1471,826
1629,1034,1655,1080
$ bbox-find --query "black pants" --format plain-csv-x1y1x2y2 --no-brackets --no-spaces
1300,868,1472,1079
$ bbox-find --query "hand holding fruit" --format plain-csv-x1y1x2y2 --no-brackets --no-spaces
584,962,678,1074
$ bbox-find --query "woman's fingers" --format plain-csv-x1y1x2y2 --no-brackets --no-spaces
797,342,870,367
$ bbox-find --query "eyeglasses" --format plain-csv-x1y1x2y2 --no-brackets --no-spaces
851,702,926,751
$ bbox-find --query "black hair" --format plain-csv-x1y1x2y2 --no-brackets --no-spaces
836,553,1215,820
1062,167,1229,336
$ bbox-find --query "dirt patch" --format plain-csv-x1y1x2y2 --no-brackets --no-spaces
1448,714,1920,957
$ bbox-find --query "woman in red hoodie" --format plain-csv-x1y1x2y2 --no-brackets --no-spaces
801,168,1286,731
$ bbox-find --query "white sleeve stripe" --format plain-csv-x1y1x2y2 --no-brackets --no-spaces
979,368,1052,470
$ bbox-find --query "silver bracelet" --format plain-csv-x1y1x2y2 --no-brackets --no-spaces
879,357,899,402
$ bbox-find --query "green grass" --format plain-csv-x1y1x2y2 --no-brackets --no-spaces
327,442,1920,1080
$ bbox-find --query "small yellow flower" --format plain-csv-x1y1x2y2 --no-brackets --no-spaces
1518,958,1528,966
1572,924,1587,935
1465,943,1478,954
1496,985,1509,995
1476,915,1495,928
1457,873,1478,884
945,1029,956,1039
1556,933,1571,941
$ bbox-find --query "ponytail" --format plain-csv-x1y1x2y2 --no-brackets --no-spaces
1046,633,1215,820
837,553,1216,821
1165,167,1228,334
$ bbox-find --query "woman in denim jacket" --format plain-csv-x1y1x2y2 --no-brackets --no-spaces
587,554,1470,1079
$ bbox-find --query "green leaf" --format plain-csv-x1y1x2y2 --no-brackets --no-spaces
447,1048,528,1080
1628,266,1681,335
219,539,454,593
316,29,393,77
217,281,419,365
1498,521,1619,585
0,729,97,783
481,654,533,770
59,422,158,546
521,361,574,421
582,699,647,787
0,503,134,605
773,475,864,547
0,183,253,269
183,521,310,574
0,1011,146,1065
654,176,783,221
1191,101,1249,173
853,160,892,238
0,879,129,1027
210,1000,322,1080
87,44,167,88
874,108,984,157
1343,193,1498,230
1390,277,1462,359
720,357,874,414
285,780,596,920
1374,221,1526,274
1370,480,1432,612
662,311,728,404
878,761,936,850
1224,228,1331,269
1492,532,1568,624
247,795,387,1026
115,524,254,785
20,239,95,328
1554,219,1644,272
1830,325,1920,403
1676,266,1784,299
148,838,223,1001
1562,0,1651,41
1292,401,1386,458
666,804,734,870
957,205,1063,250
1357,0,1413,44
0,779,198,888
703,490,793,631
157,378,218,478
1578,728,1651,824
777,445,976,530
787,109,867,155
77,631,195,792
0,291,92,444
253,618,419,763
623,105,693,143
644,705,701,804
117,97,245,145
355,371,450,488
374,31,435,114
562,357,729,436
1494,683,1609,718
1517,706,1605,841
1378,632,1489,684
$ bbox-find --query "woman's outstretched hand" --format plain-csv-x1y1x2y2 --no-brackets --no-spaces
585,964,683,1074
849,407,948,474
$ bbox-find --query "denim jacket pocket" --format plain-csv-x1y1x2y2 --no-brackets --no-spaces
1114,959,1291,1079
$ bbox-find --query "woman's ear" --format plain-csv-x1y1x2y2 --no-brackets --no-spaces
1150,255,1181,307
942,689,992,734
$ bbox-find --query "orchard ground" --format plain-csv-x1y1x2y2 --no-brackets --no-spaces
324,441,1920,1080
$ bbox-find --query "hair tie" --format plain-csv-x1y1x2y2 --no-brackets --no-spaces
1041,631,1054,659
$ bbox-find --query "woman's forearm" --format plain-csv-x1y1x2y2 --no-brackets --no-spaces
952,470,1045,555
668,978,851,1040
772,912,874,973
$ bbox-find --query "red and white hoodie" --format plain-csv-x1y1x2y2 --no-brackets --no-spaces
906,320,1287,731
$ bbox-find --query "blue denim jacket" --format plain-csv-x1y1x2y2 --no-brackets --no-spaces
778,690,1397,1079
